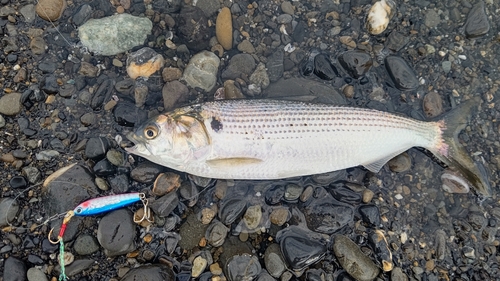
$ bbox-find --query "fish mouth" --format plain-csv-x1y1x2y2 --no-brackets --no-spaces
125,132,145,154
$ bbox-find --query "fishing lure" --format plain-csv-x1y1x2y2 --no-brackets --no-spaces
48,192,152,281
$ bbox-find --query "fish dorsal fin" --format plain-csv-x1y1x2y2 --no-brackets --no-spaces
363,151,407,173
206,157,263,168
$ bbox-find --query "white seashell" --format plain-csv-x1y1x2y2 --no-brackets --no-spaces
441,169,470,194
366,0,396,35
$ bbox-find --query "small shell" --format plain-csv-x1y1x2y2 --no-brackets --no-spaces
441,169,470,194
366,0,395,35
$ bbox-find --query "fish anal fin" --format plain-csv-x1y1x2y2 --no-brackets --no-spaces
206,157,263,169
363,151,407,173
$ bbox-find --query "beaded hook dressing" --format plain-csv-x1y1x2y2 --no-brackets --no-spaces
48,192,153,280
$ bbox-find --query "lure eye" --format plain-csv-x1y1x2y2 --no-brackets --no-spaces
75,207,83,214
144,125,159,140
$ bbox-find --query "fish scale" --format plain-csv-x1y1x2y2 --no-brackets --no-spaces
126,98,491,196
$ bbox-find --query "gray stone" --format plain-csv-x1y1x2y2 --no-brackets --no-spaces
121,265,175,281
264,77,346,105
464,1,489,38
22,166,42,184
266,49,284,82
281,1,294,15
74,234,100,255
0,198,19,227
0,114,5,128
0,92,22,116
27,267,48,281
78,14,152,55
195,0,219,17
182,51,220,91
221,54,256,80
20,4,36,23
332,235,379,281
424,9,440,28
3,256,26,281
97,209,136,256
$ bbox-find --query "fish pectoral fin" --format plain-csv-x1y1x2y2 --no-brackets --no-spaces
206,157,263,168
363,151,407,173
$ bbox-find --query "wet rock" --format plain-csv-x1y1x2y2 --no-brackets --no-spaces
3,256,27,281
283,183,303,202
0,92,22,116
72,4,92,26
270,207,290,226
163,80,188,111
223,80,244,99
441,169,470,194
93,159,116,177
61,259,94,277
177,7,212,51
292,21,307,43
359,205,381,227
106,149,124,166
130,162,163,184
113,101,148,127
179,213,209,250
192,256,208,278
264,78,346,105
42,164,99,215
266,49,284,82
332,235,379,281
384,56,418,91
422,91,443,118
206,220,229,247
225,254,261,281
366,0,395,35
182,51,220,92
313,54,339,80
387,152,411,172
385,31,409,52
27,267,48,281
41,74,59,93
303,187,354,234
264,243,286,278
338,51,372,79
90,79,114,110
84,137,110,161
29,37,47,55
126,47,165,80
74,234,100,255
121,264,175,281
108,174,129,193
221,53,256,80
9,176,28,189
153,172,181,196
328,182,362,204
277,226,327,270
243,205,262,230
216,7,232,50
435,229,447,260
149,192,178,217
78,14,152,55
36,0,66,21
369,230,393,271
162,67,182,82
97,209,136,256
0,198,19,227
249,62,270,90
219,198,248,225
22,167,42,184
464,1,489,38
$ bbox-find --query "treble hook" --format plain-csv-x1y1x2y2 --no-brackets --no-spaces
48,210,74,244
134,193,154,223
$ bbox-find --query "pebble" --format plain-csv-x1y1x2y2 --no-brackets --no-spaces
130,162,163,184
223,80,244,99
63,259,94,277
264,243,286,278
243,205,262,229
177,6,211,51
0,115,5,128
359,205,381,227
35,0,66,21
313,54,339,80
162,67,183,82
269,207,289,226
80,112,97,126
27,267,48,281
277,226,327,270
225,254,261,281
3,256,27,281
205,220,229,247
35,150,59,161
182,51,220,92
121,265,175,281
152,172,181,196
464,1,489,38
384,55,418,91
9,176,28,189
192,256,208,278
266,49,284,82
424,10,440,28
338,50,372,79
78,14,152,55
22,166,42,184
162,80,188,111
281,1,294,15
441,61,451,73
59,84,76,98
237,40,255,54
216,7,233,50
149,192,179,217
0,92,22,115
422,91,443,118
366,0,394,35
84,137,110,161
249,62,270,90
195,0,219,17
332,235,379,281
91,79,115,110
113,101,147,127
391,267,409,281
221,53,256,80
368,230,393,272
126,47,165,80
219,198,248,225
387,152,411,172
20,4,36,23
29,37,47,55
97,209,136,256
72,4,92,26
0,198,19,227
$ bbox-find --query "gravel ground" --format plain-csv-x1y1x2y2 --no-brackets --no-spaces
1,0,500,280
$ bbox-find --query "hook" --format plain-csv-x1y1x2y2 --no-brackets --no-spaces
48,210,74,244
134,194,154,223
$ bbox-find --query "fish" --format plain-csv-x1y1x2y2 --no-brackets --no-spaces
125,99,491,196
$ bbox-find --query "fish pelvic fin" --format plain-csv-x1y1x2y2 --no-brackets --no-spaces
430,98,491,197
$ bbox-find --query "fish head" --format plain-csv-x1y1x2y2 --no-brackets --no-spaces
126,111,211,169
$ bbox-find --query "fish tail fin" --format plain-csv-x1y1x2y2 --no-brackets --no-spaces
429,97,491,196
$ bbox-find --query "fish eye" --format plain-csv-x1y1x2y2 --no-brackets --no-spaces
75,207,83,214
144,125,159,140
